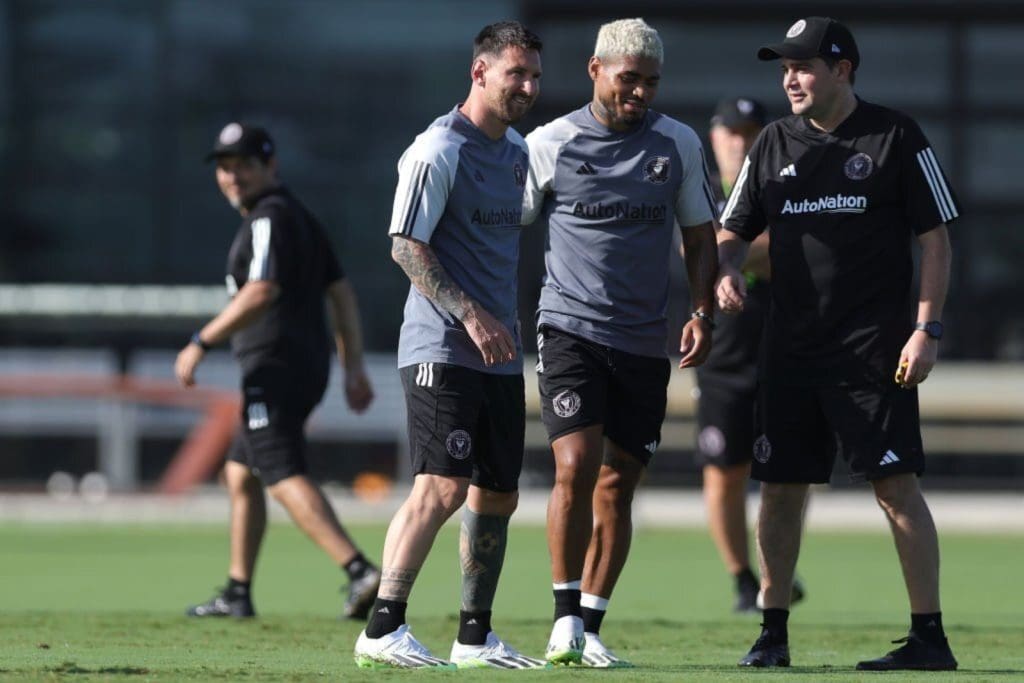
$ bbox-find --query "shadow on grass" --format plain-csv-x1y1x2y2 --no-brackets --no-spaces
48,661,150,675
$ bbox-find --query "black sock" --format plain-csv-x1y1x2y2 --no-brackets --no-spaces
911,612,946,644
761,608,790,643
458,610,492,646
553,589,582,621
735,567,759,594
365,598,407,638
225,577,250,597
343,553,372,581
581,606,605,634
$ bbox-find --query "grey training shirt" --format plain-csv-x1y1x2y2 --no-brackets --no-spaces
523,105,716,358
389,106,529,375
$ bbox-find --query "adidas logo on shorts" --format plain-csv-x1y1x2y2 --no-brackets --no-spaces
879,449,901,466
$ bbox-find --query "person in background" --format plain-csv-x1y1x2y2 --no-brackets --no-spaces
177,123,379,622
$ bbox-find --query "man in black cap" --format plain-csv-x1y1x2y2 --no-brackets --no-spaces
717,17,959,670
697,97,808,614
176,122,381,621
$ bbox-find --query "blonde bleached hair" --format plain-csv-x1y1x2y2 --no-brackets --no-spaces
594,18,663,63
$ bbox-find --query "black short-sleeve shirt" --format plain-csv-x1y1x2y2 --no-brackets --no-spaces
721,99,960,386
226,186,345,374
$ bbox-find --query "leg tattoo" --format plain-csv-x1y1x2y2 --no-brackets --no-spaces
379,567,418,601
460,508,510,612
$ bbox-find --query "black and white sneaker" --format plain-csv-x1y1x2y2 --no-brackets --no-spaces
342,566,381,620
738,629,790,667
856,634,958,671
186,587,255,618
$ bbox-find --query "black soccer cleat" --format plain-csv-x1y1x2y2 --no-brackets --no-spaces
186,587,255,618
343,566,382,620
734,579,760,613
739,630,791,667
856,634,958,671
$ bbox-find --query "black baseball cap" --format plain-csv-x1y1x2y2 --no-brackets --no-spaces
758,17,859,70
205,122,275,162
711,97,767,130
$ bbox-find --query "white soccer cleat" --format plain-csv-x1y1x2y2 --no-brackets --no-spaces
582,632,634,668
450,631,548,669
353,625,454,669
545,615,584,666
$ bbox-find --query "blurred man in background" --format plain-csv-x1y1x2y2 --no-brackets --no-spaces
176,123,379,621
718,17,958,670
522,17,717,668
352,21,546,670
695,97,805,613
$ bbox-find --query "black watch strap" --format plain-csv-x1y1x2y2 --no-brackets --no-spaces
691,310,716,330
914,320,943,340
190,331,213,351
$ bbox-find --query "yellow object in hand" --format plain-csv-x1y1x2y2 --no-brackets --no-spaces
894,360,909,386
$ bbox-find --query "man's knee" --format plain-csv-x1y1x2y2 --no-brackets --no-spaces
226,462,263,497
594,467,638,513
408,474,469,520
760,482,808,514
552,443,601,492
266,474,317,507
871,473,921,514
468,486,518,516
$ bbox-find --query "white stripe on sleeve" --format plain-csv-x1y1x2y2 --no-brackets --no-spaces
247,217,272,280
923,147,958,221
719,156,750,224
916,148,955,222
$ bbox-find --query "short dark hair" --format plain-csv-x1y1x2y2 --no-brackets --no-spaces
821,54,856,85
473,20,542,60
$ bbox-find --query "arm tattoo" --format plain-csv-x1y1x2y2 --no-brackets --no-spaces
459,509,510,613
379,567,418,601
392,237,474,320
681,222,718,312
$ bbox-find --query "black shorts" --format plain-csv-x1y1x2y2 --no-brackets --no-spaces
752,380,924,484
537,325,670,465
400,363,525,493
695,381,757,469
227,363,326,486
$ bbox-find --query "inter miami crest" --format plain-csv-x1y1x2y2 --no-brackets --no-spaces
552,390,582,418
844,152,873,180
446,429,472,460
753,435,772,464
513,163,525,187
642,156,670,184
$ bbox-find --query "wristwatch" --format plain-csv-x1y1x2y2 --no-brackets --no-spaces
190,331,213,351
691,310,716,330
914,321,943,340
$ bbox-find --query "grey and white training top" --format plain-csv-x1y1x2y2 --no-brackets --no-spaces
389,106,529,375
523,105,716,358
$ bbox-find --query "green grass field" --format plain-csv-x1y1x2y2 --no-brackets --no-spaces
2,522,1022,681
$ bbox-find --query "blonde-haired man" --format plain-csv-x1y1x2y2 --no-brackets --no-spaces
523,17,718,667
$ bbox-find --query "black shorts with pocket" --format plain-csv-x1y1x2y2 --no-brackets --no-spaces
536,325,670,465
751,379,924,484
400,362,525,493
227,361,327,486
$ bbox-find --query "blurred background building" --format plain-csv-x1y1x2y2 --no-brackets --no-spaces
0,0,1021,491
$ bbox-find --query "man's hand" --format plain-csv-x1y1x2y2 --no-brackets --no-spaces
463,305,516,367
344,367,374,413
679,317,713,368
716,263,747,313
895,331,938,389
175,344,205,387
